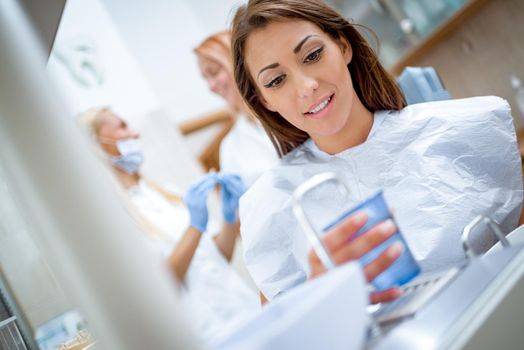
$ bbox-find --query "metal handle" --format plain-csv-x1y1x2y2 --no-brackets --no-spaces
292,172,351,271
461,215,510,259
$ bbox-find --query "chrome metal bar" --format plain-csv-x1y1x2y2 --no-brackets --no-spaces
292,172,350,271
462,215,510,259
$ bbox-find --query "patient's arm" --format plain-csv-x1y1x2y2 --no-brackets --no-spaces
213,221,240,262
167,226,203,282
308,212,402,304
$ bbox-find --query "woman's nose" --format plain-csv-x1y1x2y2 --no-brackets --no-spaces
209,78,222,94
296,73,319,99
128,129,140,139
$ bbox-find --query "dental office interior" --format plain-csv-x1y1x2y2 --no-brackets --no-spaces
1,0,524,349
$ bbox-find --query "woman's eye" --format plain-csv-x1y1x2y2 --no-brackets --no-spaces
208,68,220,77
304,47,323,63
264,75,286,89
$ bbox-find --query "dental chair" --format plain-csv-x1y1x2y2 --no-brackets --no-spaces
485,223,524,255
397,66,451,104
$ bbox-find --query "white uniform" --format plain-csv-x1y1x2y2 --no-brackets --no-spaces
240,96,523,300
219,116,279,187
128,180,260,343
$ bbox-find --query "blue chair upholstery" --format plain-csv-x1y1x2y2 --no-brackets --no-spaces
397,66,451,105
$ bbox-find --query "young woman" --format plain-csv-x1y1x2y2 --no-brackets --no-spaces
231,0,523,301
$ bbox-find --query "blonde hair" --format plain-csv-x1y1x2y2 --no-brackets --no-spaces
77,106,110,138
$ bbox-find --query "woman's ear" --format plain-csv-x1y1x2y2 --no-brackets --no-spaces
338,36,353,65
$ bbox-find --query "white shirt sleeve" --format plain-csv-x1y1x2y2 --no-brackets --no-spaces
219,117,278,187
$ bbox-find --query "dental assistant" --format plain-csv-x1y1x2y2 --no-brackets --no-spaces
195,31,278,187
231,0,523,301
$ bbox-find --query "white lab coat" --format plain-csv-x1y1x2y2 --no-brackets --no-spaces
128,180,260,343
240,96,523,300
219,116,279,187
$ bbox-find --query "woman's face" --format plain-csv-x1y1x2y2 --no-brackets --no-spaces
198,56,242,111
96,110,140,157
245,20,359,147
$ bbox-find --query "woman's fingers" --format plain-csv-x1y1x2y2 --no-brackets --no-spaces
362,242,403,282
370,288,402,304
321,212,368,253
365,243,403,304
330,219,397,265
219,173,246,197
308,213,403,306
307,211,405,305
196,177,218,195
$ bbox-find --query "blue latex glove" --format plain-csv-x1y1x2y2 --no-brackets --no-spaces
217,173,246,224
184,173,218,233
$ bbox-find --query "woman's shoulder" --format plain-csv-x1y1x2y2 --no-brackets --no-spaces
372,96,515,153
399,96,510,119
242,161,288,200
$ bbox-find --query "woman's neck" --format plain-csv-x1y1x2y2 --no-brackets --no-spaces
313,93,374,155
114,167,140,189
242,111,259,125
234,102,258,125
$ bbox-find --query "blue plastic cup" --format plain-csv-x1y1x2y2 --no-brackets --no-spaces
322,191,420,291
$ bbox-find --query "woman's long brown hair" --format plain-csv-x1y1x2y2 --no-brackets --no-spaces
231,0,406,157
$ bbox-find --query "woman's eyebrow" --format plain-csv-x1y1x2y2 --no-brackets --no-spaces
257,63,280,79
256,34,320,79
293,34,318,53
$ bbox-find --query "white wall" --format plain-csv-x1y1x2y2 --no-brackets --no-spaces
47,0,205,188
47,0,160,118
100,0,245,123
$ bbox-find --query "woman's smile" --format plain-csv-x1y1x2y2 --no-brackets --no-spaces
304,93,335,119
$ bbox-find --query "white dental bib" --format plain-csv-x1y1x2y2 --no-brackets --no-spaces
240,96,523,300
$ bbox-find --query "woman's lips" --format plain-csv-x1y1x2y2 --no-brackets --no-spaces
304,94,335,120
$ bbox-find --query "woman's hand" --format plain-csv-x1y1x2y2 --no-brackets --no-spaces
184,174,218,233
308,212,403,304
217,173,246,224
